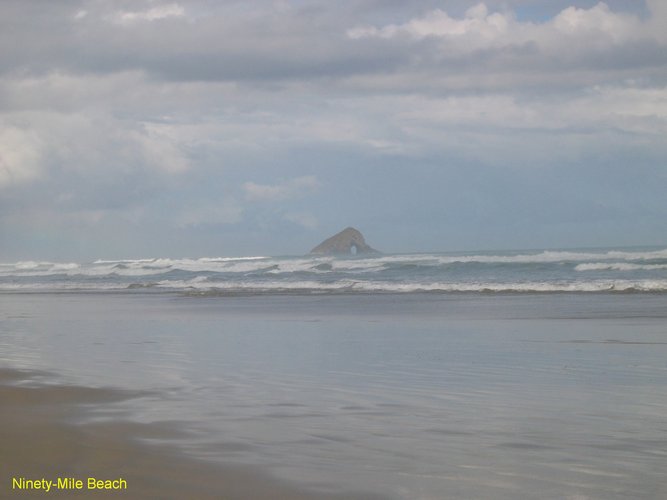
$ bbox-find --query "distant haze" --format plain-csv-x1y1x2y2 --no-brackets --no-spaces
1,1,665,260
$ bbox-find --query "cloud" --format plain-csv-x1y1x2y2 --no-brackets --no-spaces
348,2,649,52
0,0,403,83
392,85,667,134
646,0,667,43
243,176,321,202
0,108,195,227
0,1,665,258
114,3,186,25
347,4,507,40
136,122,191,174
0,125,44,188
284,211,319,229
1,1,664,177
1,1,662,90
174,199,243,228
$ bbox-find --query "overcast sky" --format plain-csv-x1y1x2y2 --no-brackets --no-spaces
1,0,665,260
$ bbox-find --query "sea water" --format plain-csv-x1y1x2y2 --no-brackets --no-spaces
1,246,666,294
1,247,667,499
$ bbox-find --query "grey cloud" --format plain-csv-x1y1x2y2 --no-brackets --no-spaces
0,1,665,259
243,176,320,202
0,0,663,94
0,0,409,82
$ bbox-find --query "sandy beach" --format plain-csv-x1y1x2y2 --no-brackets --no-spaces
2,291,667,499
0,367,384,500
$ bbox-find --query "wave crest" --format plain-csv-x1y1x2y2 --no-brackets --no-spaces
2,248,666,294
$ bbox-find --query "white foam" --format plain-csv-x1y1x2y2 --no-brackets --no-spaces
0,256,276,277
14,261,43,270
155,278,357,291
2,277,666,293
50,263,80,271
93,258,159,264
130,257,272,274
2,248,667,293
197,256,270,262
575,263,667,272
330,261,386,273
265,257,333,274
3,248,666,278
342,280,667,293
0,282,128,291
431,249,667,264
150,278,667,294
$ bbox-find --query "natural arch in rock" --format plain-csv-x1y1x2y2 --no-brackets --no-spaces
310,227,380,255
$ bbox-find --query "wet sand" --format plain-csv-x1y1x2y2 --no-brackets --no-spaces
0,368,385,500
4,292,667,499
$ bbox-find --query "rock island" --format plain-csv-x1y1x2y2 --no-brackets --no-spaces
310,227,380,255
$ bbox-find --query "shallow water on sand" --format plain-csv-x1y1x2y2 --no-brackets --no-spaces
2,292,667,499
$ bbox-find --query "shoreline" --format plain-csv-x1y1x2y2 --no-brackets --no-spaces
4,291,667,499
0,367,386,499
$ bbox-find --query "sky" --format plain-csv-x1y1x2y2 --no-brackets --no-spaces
0,0,666,260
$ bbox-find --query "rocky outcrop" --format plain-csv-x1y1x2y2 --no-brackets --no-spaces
310,227,380,255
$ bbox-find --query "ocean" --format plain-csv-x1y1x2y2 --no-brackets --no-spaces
1,246,667,294
2,246,667,499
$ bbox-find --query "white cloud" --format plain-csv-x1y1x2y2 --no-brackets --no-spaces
647,0,667,43
348,2,649,51
348,4,510,41
284,212,318,229
0,126,43,189
552,3,641,42
243,176,320,202
116,3,185,25
0,1,664,258
137,122,191,174
175,199,243,228
395,85,667,135
0,106,193,213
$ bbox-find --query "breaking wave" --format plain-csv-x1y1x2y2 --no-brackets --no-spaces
172,279,667,294
1,247,666,294
575,263,667,272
